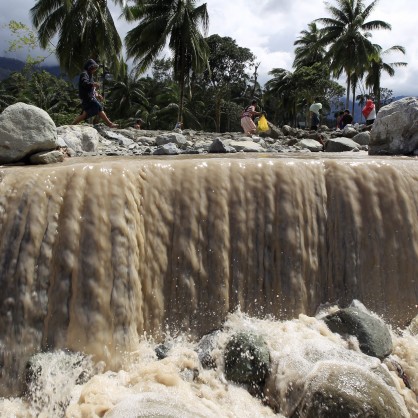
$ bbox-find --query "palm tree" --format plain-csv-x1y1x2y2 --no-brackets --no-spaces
265,68,299,126
124,0,209,123
356,93,367,122
293,22,327,70
365,45,407,110
107,70,149,119
316,0,391,108
30,0,124,77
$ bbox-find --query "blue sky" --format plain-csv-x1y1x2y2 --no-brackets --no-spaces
0,0,416,97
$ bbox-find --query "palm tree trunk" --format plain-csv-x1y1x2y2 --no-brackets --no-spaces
375,85,381,111
346,73,351,109
351,85,356,116
178,60,185,123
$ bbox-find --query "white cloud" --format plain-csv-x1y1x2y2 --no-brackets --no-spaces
0,0,416,96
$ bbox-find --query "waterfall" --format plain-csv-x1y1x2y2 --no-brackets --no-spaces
0,155,417,399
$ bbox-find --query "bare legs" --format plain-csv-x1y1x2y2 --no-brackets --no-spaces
72,111,88,125
97,111,118,128
72,111,118,128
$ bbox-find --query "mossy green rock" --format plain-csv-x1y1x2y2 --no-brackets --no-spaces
224,332,270,385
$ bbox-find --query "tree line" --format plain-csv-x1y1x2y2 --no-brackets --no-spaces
0,0,406,131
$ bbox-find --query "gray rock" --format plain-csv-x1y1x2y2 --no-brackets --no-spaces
408,315,418,336
153,143,181,155
324,307,393,359
370,96,418,155
208,137,236,153
342,125,358,138
325,137,360,152
0,102,58,163
118,137,135,148
29,150,65,165
155,133,187,147
352,131,370,145
57,125,100,153
282,125,297,136
228,140,265,152
299,139,323,152
196,329,221,369
266,122,284,140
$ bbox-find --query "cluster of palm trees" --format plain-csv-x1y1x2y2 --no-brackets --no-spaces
266,0,406,125
30,0,211,125
0,0,407,130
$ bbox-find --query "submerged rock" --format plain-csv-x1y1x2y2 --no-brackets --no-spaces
224,332,270,386
196,329,222,369
291,361,409,418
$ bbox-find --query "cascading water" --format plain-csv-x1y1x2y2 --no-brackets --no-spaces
0,154,417,417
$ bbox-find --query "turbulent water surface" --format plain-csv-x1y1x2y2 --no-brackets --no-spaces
0,154,417,417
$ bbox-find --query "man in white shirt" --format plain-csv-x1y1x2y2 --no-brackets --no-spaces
309,98,322,131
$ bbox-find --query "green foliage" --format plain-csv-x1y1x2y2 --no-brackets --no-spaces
198,34,256,132
0,68,79,122
293,22,327,70
0,1,405,132
50,112,76,127
31,0,124,77
124,0,210,122
379,88,394,107
264,63,345,126
315,0,392,108
106,70,149,119
4,20,54,71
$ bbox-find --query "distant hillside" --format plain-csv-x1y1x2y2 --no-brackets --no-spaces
0,56,62,80
0,57,25,79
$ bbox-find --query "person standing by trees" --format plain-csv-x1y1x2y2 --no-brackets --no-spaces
341,109,354,128
241,100,261,136
72,59,118,128
362,96,376,125
309,98,322,130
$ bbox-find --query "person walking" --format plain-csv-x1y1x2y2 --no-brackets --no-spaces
72,59,118,128
241,100,261,136
309,98,322,131
362,96,376,126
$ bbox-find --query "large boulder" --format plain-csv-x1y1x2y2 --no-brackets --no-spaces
291,362,409,418
57,125,101,153
266,122,284,140
324,307,393,359
369,96,418,155
0,102,58,163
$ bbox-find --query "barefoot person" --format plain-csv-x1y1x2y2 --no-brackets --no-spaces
72,59,118,128
241,100,261,136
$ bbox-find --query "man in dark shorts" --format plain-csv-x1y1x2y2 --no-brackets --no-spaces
72,59,118,128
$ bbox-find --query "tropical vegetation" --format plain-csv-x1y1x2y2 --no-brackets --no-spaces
0,0,406,130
